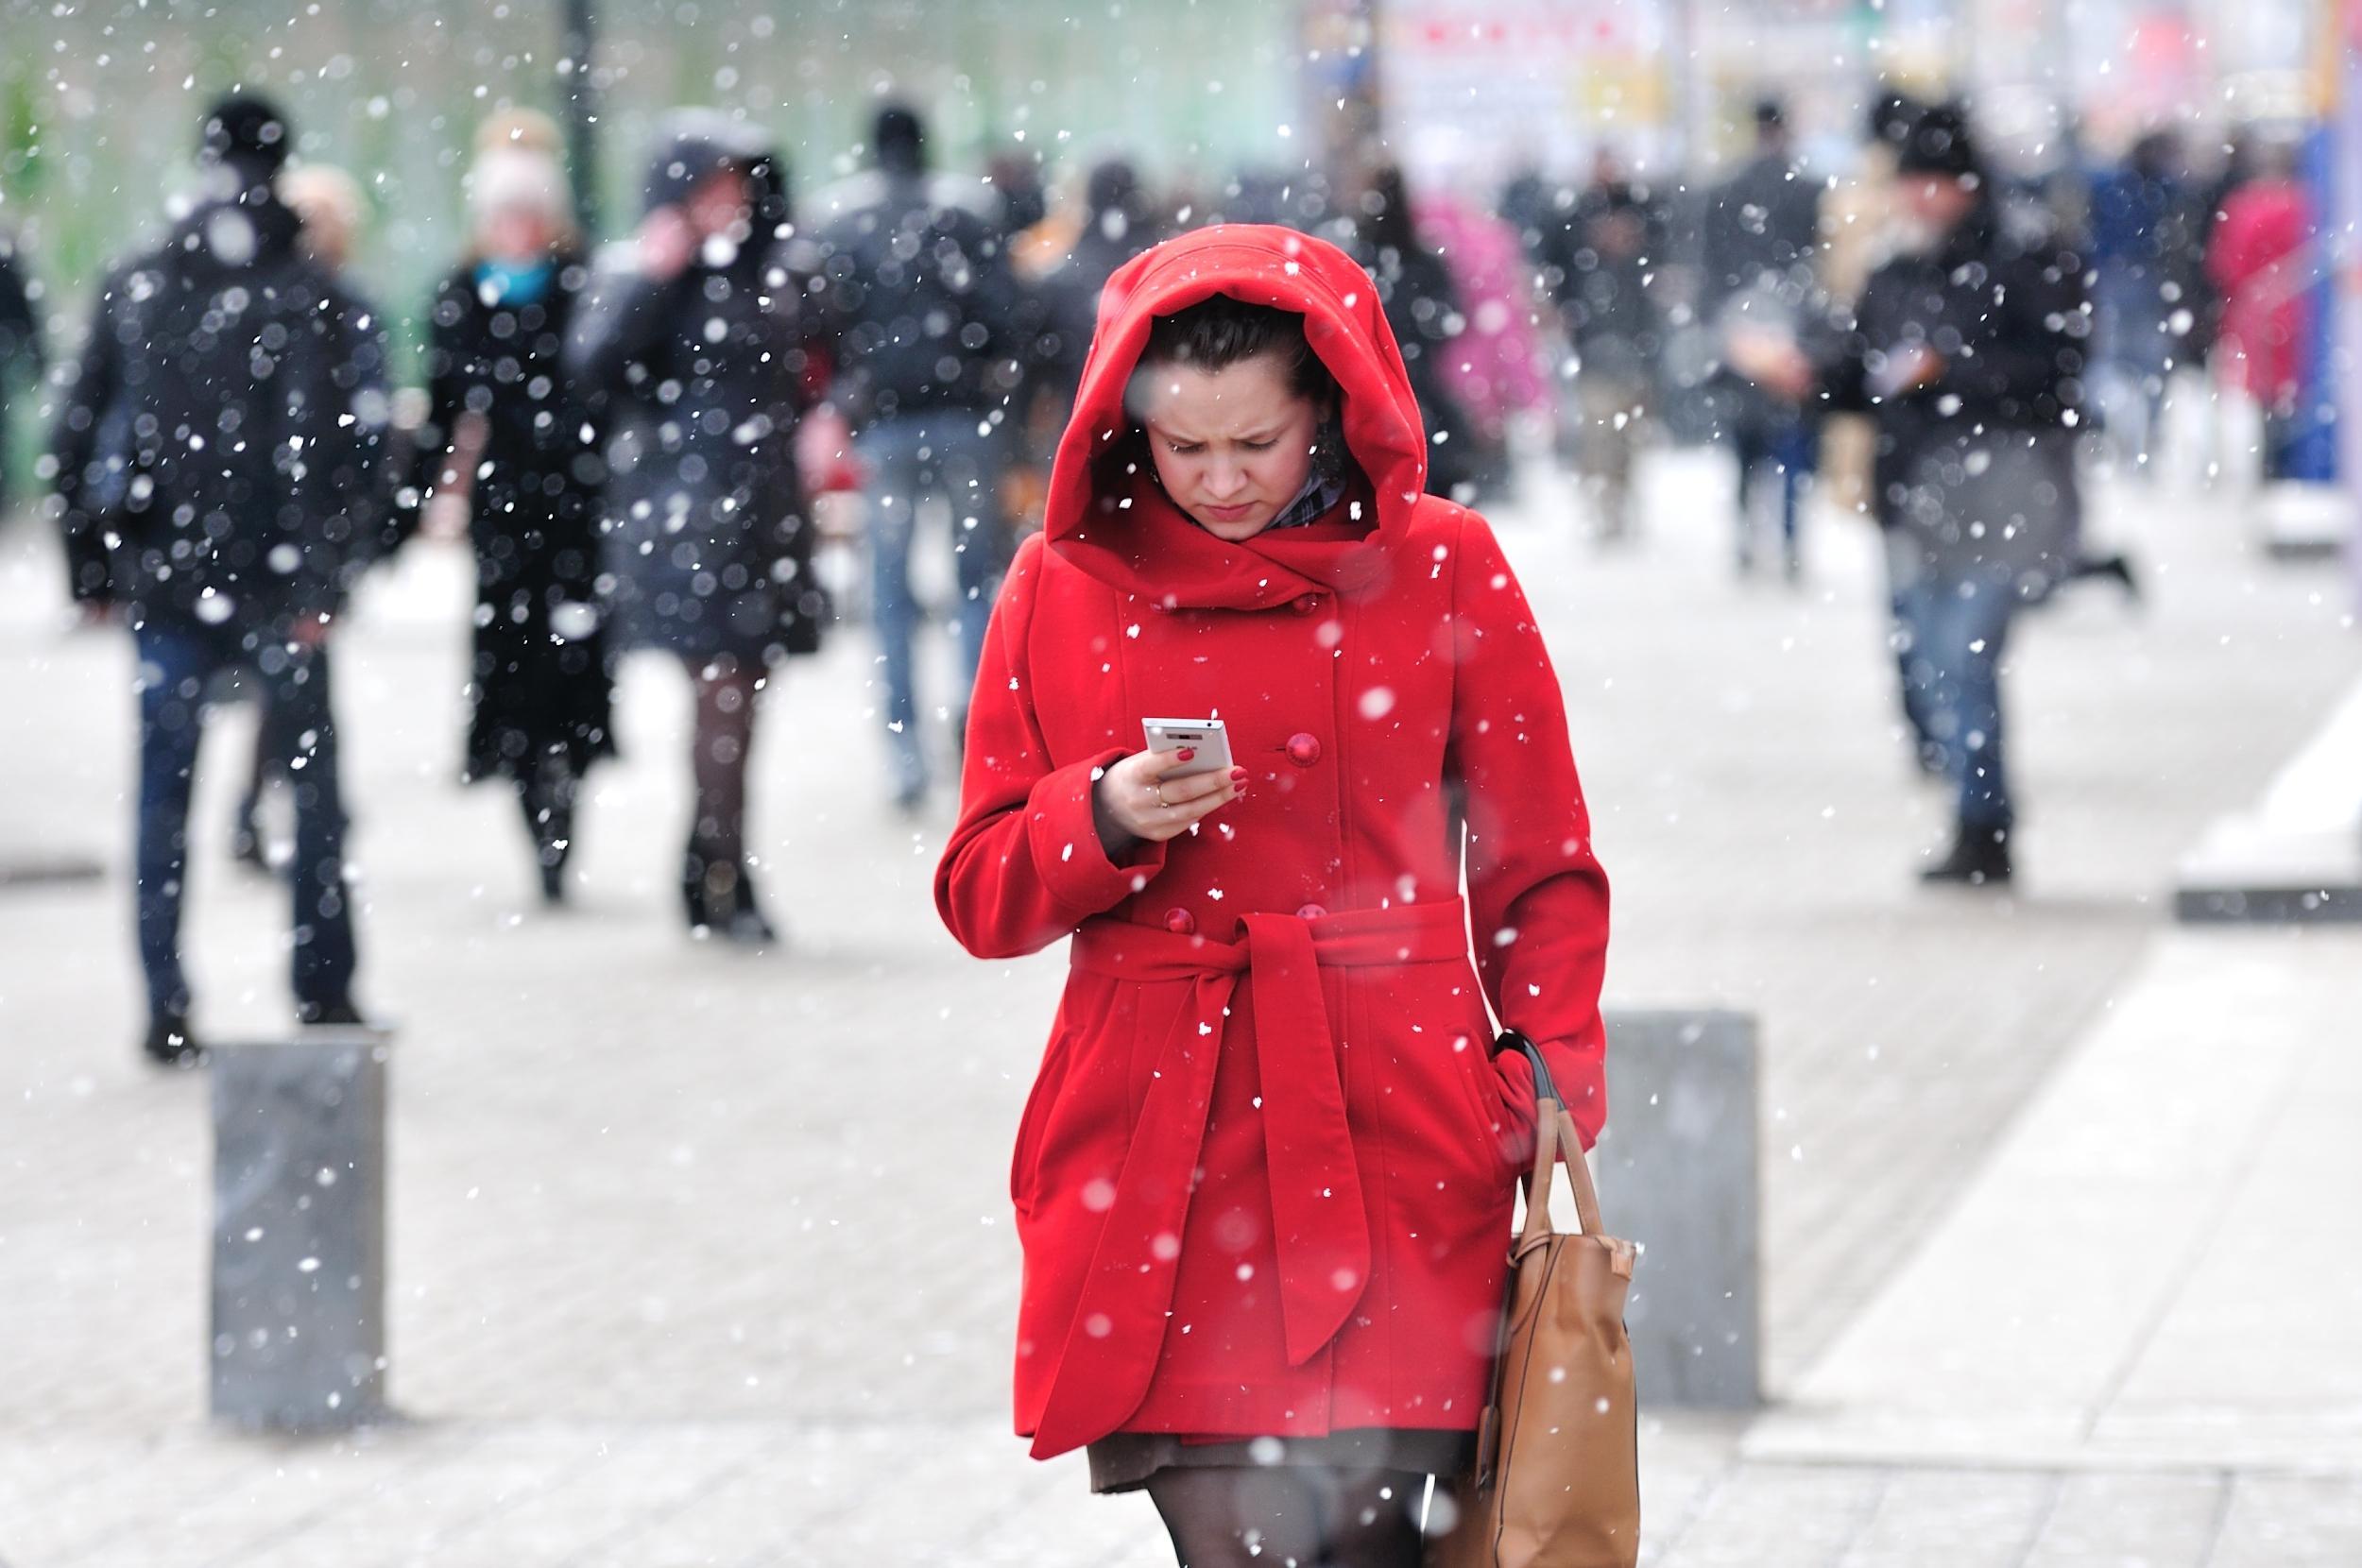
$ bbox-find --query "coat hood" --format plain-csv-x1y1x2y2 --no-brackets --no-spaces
641,111,790,238
1044,224,1430,611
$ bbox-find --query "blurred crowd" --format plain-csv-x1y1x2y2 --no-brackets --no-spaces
0,83,2326,1063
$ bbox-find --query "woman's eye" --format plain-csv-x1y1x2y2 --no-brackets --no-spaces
1169,442,1203,456
1242,438,1276,452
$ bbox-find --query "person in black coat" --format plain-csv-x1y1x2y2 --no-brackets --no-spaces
569,111,823,944
802,103,1026,810
414,118,615,904
1349,162,1497,503
1532,150,1668,541
49,94,391,1063
1703,99,1827,578
1803,105,2089,887
1028,158,1157,423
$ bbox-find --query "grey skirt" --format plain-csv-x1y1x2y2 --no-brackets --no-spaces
1087,1427,1477,1495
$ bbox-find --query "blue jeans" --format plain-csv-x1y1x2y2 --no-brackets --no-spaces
856,414,1011,791
134,617,356,1019
1734,416,1815,552
1894,570,2018,833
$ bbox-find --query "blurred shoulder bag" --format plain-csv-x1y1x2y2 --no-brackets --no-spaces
1430,1031,1640,1568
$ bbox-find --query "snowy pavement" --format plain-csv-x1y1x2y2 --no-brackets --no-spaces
2,449,2359,1564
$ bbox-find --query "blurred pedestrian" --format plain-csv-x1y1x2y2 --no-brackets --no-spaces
570,111,825,943
935,227,1609,1560
226,161,379,874
1011,157,1158,531
50,94,391,1063
1350,163,1491,502
1415,177,1549,499
1535,148,1664,542
0,230,46,513
2088,130,2207,471
1703,99,1825,579
1029,158,1157,422
2206,139,2317,484
809,103,1025,811
414,116,614,905
1809,104,2088,887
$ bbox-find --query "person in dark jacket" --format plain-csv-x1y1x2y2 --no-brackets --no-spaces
1029,158,1157,423
2087,129,2207,470
569,111,823,944
0,232,43,511
415,115,614,904
1533,149,1666,542
806,104,1026,810
50,94,390,1064
1810,105,2089,887
1703,99,1825,578
1350,162,1495,503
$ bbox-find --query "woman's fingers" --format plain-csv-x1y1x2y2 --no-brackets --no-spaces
1154,766,1237,806
1137,765,1247,841
1094,751,1250,844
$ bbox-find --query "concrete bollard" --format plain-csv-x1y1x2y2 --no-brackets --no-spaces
1594,1010,1760,1409
209,1030,391,1432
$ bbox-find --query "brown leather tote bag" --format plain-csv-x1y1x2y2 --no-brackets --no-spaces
1430,1033,1640,1568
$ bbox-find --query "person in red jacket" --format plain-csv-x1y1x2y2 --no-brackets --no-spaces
2205,141,2316,481
934,225,1611,1563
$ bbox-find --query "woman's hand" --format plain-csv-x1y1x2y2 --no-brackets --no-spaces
1092,749,1247,858
636,206,698,283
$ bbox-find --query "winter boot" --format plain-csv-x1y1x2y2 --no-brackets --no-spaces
143,1014,206,1069
720,861,780,946
522,784,573,905
683,841,779,945
1920,824,2013,888
296,997,375,1029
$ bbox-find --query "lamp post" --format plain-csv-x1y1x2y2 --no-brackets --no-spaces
561,0,602,236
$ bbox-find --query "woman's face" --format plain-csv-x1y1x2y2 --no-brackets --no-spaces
1137,350,1326,542
685,166,755,241
480,205,555,265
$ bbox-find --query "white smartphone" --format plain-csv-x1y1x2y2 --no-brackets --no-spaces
1141,716,1234,779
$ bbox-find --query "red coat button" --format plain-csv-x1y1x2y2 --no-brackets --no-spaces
1295,902,1329,921
1291,593,1322,615
1286,732,1323,767
1163,907,1196,935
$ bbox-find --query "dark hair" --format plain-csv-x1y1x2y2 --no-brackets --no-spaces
1137,294,1337,404
201,92,292,181
1895,102,1982,181
874,104,926,176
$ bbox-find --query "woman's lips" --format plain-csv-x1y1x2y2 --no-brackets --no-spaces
1201,502,1258,522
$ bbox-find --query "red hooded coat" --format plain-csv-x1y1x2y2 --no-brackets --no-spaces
935,226,1610,1461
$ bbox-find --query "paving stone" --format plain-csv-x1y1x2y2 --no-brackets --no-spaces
2022,1471,2225,1568
2206,1475,2362,1568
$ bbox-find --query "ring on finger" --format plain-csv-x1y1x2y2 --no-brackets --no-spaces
1153,783,1170,809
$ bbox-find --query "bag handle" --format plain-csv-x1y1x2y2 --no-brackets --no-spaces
1498,1030,1607,1246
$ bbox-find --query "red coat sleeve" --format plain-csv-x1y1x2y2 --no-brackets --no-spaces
935,533,1169,959
1444,512,1612,1151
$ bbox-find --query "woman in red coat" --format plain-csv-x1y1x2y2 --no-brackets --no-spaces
935,225,1610,1563
2206,147,2316,480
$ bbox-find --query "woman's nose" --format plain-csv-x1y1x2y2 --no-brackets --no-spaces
1205,462,1248,500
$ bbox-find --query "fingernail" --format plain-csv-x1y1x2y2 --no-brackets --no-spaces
1177,747,1197,761
1228,766,1248,781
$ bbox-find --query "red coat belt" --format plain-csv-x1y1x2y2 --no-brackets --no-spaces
1029,896,1473,1458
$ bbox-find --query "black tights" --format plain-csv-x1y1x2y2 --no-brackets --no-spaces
685,655,762,861
1144,1466,1428,1568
